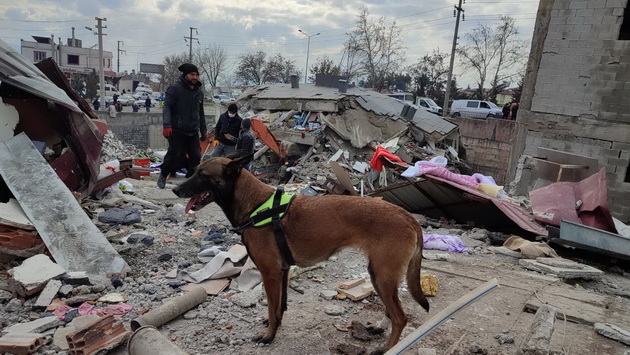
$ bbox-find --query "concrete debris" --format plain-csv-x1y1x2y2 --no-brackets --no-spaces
66,314,131,354
8,254,65,297
98,207,142,225
519,258,604,280
229,290,262,308
52,315,101,350
324,305,345,316
2,316,62,335
518,304,556,355
33,280,62,311
0,332,45,355
594,323,630,346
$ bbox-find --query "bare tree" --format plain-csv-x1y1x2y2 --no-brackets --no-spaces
235,51,267,85
236,52,300,85
163,52,189,86
457,16,526,102
194,44,228,88
408,50,450,103
309,56,341,82
345,6,406,91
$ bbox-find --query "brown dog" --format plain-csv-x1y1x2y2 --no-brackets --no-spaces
172,155,429,350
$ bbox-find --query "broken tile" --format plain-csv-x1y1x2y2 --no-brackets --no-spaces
2,316,62,335
33,280,62,311
8,255,65,297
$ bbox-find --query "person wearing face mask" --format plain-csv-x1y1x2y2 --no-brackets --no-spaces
210,103,242,158
158,63,207,189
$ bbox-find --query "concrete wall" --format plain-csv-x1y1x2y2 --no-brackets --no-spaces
96,112,215,150
511,0,630,222
449,117,516,184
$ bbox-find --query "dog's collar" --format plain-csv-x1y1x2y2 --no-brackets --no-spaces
236,187,295,230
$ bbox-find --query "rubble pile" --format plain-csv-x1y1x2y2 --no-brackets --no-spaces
100,131,141,163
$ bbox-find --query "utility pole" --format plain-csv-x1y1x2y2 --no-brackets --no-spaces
117,40,126,73
443,0,465,117
185,27,198,63
298,29,320,83
93,17,107,110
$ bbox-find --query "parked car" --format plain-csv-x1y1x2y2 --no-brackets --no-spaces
449,99,503,119
133,92,156,106
117,95,135,106
96,96,114,106
212,94,231,104
415,97,443,115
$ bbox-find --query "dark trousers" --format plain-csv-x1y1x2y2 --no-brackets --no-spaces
161,132,201,178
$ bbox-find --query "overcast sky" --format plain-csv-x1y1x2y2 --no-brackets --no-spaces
0,0,540,88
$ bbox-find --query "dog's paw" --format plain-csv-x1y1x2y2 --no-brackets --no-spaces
252,332,275,344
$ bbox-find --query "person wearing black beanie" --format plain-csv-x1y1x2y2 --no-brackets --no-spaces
158,63,206,188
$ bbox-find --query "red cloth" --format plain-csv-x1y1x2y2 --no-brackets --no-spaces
163,128,172,137
369,145,405,172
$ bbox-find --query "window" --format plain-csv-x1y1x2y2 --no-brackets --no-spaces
480,102,490,109
620,6,630,40
67,54,79,65
419,100,428,108
34,51,46,62
466,101,479,108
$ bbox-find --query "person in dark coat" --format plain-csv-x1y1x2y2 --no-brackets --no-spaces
113,93,119,104
235,118,255,170
502,103,510,119
93,97,100,111
210,103,242,158
157,63,207,188
145,97,151,113
511,102,519,120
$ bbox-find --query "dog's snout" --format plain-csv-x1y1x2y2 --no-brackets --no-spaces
172,185,181,196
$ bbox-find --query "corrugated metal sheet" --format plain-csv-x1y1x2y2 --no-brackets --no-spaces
0,40,81,113
371,175,547,236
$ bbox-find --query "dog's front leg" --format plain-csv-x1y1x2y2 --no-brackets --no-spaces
253,266,285,343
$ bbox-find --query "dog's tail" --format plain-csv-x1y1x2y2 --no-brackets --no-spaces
406,221,430,312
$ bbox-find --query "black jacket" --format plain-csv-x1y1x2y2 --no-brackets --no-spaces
214,112,242,146
236,129,255,155
163,75,206,136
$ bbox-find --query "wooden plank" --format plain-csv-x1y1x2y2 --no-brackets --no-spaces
524,293,630,326
330,161,358,195
337,281,374,301
338,278,365,290
182,279,230,295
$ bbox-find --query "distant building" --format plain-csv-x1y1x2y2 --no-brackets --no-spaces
20,35,115,77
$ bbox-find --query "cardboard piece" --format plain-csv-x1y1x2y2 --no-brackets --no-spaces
182,279,230,295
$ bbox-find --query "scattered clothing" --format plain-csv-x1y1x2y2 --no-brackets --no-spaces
423,234,468,253
369,145,407,172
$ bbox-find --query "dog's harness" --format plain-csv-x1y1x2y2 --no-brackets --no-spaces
238,187,296,265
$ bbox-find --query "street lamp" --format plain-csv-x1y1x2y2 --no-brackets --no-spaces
298,29,320,84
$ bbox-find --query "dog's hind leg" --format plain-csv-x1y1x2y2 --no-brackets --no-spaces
368,254,410,350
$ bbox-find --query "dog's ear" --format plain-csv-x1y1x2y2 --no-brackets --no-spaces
225,153,254,179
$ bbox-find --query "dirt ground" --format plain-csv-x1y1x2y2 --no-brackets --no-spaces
3,175,629,355
106,176,630,355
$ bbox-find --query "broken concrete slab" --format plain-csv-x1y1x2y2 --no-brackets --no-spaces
519,258,603,280
518,304,556,355
2,316,62,335
0,133,129,276
33,279,62,311
594,323,630,346
0,199,34,230
8,254,65,297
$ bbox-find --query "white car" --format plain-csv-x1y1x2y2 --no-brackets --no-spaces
212,94,231,104
117,95,135,106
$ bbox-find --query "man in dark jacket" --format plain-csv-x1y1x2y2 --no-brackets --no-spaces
235,118,255,170
210,103,242,158
158,63,207,189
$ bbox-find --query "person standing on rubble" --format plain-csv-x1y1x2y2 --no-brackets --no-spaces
210,103,242,158
157,63,207,189
235,118,255,170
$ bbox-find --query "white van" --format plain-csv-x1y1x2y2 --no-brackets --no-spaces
449,99,502,119
99,84,120,97
415,97,443,115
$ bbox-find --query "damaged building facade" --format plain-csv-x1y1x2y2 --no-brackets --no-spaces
510,0,630,222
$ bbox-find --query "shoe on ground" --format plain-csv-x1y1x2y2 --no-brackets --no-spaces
157,174,167,189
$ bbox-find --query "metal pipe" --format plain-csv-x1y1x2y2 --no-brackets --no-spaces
130,287,206,330
127,326,188,355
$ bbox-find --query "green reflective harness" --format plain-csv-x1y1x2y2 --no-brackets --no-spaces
238,187,296,265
